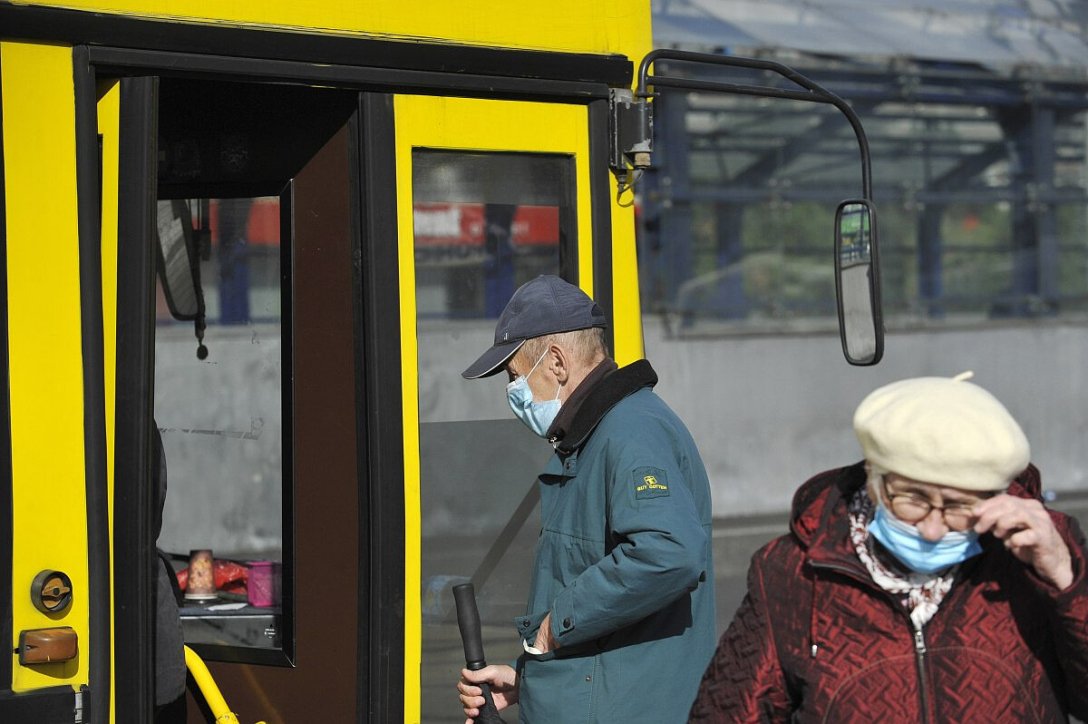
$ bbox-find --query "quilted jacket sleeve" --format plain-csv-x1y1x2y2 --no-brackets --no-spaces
1035,511,1088,721
689,545,792,722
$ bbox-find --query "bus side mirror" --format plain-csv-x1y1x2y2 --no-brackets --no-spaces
156,199,209,359
835,199,883,366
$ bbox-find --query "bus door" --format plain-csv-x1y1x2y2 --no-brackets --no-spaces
96,64,612,724
102,72,376,722
393,95,608,722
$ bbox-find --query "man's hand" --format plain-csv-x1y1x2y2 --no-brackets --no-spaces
973,493,1074,590
533,612,558,653
458,664,518,723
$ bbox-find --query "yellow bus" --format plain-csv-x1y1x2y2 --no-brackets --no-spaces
0,2,879,721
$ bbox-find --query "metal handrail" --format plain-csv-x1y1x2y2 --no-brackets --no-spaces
184,645,260,724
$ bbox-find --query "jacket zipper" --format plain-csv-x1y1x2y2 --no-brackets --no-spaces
913,625,931,724
809,559,936,721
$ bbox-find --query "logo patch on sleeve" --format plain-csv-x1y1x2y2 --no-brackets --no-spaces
634,467,670,499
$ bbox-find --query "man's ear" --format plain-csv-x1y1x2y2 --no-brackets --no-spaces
548,343,570,384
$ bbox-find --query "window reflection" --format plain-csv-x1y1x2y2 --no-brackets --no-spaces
413,151,573,721
413,151,566,320
640,93,1088,329
154,196,285,652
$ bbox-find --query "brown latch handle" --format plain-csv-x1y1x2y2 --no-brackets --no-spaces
19,627,78,665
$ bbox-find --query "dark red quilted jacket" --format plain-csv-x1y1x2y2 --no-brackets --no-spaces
690,462,1088,723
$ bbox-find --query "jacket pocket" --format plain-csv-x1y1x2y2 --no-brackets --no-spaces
517,652,596,723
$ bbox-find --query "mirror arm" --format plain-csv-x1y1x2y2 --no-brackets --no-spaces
635,49,872,200
631,49,883,367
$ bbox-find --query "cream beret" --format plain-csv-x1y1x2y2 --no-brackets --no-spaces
853,372,1030,492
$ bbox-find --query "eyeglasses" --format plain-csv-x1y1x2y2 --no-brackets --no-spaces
882,480,989,532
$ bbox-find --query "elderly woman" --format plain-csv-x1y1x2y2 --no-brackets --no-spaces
690,373,1088,723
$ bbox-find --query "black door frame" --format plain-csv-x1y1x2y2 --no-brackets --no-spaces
78,35,622,722
113,74,160,724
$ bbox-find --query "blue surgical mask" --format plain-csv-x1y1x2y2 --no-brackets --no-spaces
868,503,983,574
507,349,562,438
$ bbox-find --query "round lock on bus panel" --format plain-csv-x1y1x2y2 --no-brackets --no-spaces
31,570,73,614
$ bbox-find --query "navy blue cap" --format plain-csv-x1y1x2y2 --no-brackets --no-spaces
462,275,607,379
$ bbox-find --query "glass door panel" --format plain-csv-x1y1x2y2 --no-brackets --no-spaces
154,193,286,652
394,95,591,722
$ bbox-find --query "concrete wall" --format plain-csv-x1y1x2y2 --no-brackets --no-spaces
156,324,284,557
641,319,1088,517
155,317,1088,553
419,317,1088,518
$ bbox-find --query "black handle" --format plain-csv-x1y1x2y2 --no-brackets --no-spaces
453,583,506,724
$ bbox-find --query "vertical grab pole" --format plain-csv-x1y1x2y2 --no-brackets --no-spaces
453,584,507,724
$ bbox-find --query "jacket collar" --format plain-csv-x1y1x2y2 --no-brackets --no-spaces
547,359,657,454
790,463,868,574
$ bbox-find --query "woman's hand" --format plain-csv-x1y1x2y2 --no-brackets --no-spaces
973,494,1073,590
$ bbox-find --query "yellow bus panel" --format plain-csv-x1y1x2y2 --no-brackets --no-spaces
1,40,89,692
14,0,652,61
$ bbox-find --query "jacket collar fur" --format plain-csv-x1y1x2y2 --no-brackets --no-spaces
548,359,658,455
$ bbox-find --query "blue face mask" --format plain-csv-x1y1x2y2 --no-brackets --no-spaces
868,503,983,574
507,349,562,438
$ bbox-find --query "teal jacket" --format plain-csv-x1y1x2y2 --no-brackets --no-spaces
514,360,716,723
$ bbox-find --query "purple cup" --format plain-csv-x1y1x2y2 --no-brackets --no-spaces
248,561,276,607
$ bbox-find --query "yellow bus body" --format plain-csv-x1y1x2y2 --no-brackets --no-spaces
0,0,650,721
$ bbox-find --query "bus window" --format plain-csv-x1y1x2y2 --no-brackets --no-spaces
413,151,567,318
155,194,286,653
414,150,573,721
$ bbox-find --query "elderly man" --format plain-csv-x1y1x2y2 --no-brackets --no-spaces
457,275,716,724
689,372,1088,722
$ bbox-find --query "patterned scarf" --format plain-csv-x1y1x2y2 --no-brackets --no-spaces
847,488,956,630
